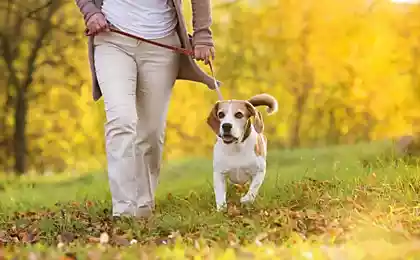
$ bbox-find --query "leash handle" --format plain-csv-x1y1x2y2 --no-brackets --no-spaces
85,27,223,100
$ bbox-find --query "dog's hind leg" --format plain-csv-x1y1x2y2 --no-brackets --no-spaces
240,170,265,204
213,172,227,211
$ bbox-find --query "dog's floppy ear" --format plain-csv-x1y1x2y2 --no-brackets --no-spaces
245,101,264,134
207,101,221,135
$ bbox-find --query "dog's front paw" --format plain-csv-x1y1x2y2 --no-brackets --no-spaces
240,194,255,204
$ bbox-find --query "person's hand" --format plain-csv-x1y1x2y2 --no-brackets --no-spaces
194,45,215,65
86,13,109,35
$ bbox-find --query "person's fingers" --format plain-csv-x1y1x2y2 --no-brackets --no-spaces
94,22,102,33
97,20,105,30
103,22,110,31
88,25,96,35
194,46,218,64
87,16,98,30
87,21,94,32
86,18,94,28
99,23,106,32
200,50,205,61
86,13,109,35
204,52,210,65
99,18,109,31
195,49,204,61
210,48,216,60
99,17,106,26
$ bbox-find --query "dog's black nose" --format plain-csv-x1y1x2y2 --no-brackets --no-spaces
222,123,232,132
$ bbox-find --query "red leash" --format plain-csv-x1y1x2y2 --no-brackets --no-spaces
85,27,223,100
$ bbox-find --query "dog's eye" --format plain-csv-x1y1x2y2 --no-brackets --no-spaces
218,111,225,119
235,112,244,119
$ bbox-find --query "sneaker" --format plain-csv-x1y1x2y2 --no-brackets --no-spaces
112,206,153,221
135,205,153,219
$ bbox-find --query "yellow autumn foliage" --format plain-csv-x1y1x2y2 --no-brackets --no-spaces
1,0,420,173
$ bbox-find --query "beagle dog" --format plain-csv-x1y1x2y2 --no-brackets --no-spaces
206,94,278,211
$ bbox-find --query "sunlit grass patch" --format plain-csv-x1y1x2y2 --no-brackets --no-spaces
0,142,420,258
2,227,420,259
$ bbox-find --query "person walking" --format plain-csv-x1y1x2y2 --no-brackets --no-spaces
75,0,217,219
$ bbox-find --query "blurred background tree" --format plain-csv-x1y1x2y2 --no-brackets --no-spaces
1,0,420,174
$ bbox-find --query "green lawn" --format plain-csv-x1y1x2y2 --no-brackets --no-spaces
1,141,420,259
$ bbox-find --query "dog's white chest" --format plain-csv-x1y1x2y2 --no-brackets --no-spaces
213,139,265,185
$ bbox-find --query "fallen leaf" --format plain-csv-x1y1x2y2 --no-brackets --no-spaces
61,252,77,260
112,236,130,246
168,231,181,239
305,209,318,220
255,232,268,242
228,205,241,217
0,231,9,245
99,232,109,244
59,232,76,244
87,236,100,243
20,231,37,243
228,232,239,245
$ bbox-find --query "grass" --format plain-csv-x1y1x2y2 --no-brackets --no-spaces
2,140,420,259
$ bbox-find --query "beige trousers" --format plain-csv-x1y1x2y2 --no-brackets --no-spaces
94,30,180,217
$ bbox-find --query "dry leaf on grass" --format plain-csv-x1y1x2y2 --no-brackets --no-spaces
61,252,77,260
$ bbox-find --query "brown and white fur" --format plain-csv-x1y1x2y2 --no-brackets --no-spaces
206,94,278,211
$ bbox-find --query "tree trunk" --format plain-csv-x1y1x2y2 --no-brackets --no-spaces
13,87,27,175
289,10,313,148
290,94,306,147
327,109,340,144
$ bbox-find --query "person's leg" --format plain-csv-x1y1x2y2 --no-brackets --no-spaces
94,32,153,218
134,31,181,209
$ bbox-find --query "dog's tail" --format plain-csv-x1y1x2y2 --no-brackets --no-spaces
248,94,278,115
